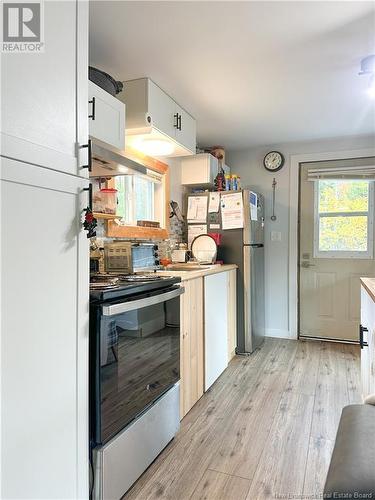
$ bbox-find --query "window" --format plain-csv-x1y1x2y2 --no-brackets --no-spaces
314,179,374,258
115,173,164,226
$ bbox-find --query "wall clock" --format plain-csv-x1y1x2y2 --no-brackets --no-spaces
263,151,285,172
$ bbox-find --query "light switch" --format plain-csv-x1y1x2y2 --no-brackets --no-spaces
271,231,282,241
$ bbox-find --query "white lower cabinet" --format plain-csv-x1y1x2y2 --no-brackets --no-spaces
1,158,89,498
360,285,375,399
204,272,229,390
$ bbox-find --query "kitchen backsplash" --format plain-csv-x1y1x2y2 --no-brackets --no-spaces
93,214,187,259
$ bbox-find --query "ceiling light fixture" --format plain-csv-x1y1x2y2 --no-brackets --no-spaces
134,138,175,157
359,55,375,98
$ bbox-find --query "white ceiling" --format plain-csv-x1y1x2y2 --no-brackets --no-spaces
89,1,375,150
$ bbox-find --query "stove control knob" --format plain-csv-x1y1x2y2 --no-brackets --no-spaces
155,259,160,266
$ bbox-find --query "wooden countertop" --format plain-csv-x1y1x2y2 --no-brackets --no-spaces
156,264,237,282
360,277,375,302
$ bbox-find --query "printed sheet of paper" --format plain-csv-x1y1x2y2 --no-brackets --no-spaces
187,196,208,222
220,192,244,230
188,224,207,249
208,192,220,213
250,191,258,221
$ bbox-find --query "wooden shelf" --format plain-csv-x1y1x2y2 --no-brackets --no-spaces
93,212,120,220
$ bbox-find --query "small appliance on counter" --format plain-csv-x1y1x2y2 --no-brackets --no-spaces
104,241,160,274
171,243,190,263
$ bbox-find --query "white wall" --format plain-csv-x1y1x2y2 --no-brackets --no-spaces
227,134,375,339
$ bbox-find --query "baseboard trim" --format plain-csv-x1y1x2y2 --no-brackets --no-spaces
298,334,359,345
265,329,293,339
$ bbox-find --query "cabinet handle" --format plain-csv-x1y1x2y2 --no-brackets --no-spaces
89,97,96,120
178,114,182,131
81,139,92,172
359,324,369,349
174,113,179,129
84,183,93,210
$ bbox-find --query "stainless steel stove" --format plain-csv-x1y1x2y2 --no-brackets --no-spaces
89,270,183,499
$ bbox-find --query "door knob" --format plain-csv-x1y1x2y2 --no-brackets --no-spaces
301,261,316,268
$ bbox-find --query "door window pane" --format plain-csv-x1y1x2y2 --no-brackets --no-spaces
319,215,368,252
319,180,369,213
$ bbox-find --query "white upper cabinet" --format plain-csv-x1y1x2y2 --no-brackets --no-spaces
175,104,197,154
119,78,196,156
88,81,126,151
148,79,176,140
1,1,89,177
181,153,218,186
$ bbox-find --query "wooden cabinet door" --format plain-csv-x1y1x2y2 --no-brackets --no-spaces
1,158,89,498
88,81,125,150
180,278,204,418
175,104,196,154
2,0,89,177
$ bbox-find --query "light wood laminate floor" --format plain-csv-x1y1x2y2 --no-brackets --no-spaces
124,338,361,500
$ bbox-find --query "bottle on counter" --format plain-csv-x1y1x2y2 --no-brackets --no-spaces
225,174,231,191
237,176,241,190
231,175,238,191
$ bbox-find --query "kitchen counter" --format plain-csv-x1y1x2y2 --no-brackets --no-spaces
360,277,375,302
156,264,237,282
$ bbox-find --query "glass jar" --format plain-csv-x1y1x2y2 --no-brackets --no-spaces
93,188,118,214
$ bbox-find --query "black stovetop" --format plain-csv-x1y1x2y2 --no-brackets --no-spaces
89,274,181,303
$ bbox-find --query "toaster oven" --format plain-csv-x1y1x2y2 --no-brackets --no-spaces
104,242,160,273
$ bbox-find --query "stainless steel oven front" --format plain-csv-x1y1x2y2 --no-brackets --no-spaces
90,284,183,447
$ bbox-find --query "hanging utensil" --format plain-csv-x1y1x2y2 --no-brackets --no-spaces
271,178,277,221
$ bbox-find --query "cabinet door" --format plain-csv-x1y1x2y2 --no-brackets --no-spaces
175,105,196,154
88,81,125,150
204,273,229,390
148,80,176,139
1,158,89,498
1,0,88,177
227,269,237,362
180,278,204,418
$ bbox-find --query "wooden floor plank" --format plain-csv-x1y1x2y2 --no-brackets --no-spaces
310,342,350,441
341,343,362,404
245,390,315,499
302,435,335,498
190,470,250,500
208,340,298,479
284,340,321,396
123,339,360,500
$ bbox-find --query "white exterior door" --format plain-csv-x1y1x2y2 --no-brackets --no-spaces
299,161,375,341
1,0,89,177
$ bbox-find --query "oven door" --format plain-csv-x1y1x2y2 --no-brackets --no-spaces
93,285,183,446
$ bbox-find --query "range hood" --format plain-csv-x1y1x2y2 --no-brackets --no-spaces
90,139,148,178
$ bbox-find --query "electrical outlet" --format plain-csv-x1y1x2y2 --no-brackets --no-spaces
271,231,282,241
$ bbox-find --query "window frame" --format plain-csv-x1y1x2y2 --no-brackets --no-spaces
313,179,374,259
106,148,169,240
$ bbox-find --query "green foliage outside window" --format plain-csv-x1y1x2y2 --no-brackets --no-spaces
318,180,370,252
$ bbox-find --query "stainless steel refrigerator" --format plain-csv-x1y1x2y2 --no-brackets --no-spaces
217,190,265,354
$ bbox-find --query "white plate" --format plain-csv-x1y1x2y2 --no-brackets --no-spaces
191,234,217,264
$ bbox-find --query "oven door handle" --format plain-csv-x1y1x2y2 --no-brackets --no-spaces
102,286,185,316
